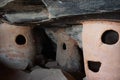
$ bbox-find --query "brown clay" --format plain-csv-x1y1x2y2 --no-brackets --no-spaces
0,23,35,69
54,29,81,72
82,20,120,80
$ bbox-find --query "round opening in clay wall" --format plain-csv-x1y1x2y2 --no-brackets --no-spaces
101,30,119,45
62,43,66,50
15,35,26,45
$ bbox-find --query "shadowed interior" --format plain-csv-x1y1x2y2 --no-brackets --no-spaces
88,61,101,72
15,35,26,45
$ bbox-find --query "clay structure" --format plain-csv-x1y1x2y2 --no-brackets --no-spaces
0,23,35,69
83,20,120,80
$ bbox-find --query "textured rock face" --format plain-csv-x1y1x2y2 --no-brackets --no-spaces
65,25,83,48
45,25,83,47
0,0,14,7
30,69,70,80
4,11,48,23
0,65,75,80
82,20,120,80
42,0,120,20
0,0,120,24
0,23,35,70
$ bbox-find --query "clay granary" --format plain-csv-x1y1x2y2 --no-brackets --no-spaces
0,0,120,80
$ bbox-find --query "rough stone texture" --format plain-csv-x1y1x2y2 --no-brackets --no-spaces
0,0,13,7
30,68,75,80
82,20,120,80
0,23,35,69
0,0,48,24
0,0,120,25
45,61,59,68
45,25,83,48
65,25,83,48
42,0,120,18
4,10,48,23
0,65,76,80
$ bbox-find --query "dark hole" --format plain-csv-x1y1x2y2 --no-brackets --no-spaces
88,61,101,72
16,35,26,45
63,43,66,50
101,30,119,45
32,27,57,66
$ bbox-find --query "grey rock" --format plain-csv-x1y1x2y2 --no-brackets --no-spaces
65,25,83,48
83,77,87,80
30,68,68,80
3,10,48,23
42,0,120,18
0,0,13,7
45,61,60,68
45,28,57,43
45,25,83,48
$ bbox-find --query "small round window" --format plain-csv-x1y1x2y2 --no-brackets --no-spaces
15,35,26,45
101,30,119,45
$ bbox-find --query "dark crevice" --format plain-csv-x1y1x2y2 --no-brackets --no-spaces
32,27,57,67
77,47,86,78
